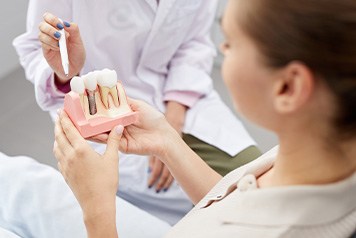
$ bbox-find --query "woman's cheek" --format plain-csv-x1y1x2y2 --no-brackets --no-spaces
221,55,234,87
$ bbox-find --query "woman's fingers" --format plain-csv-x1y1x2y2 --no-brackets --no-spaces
104,125,124,158
59,111,87,148
88,133,109,144
54,118,73,157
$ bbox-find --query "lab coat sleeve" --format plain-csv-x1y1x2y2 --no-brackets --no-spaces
163,0,218,108
12,0,72,112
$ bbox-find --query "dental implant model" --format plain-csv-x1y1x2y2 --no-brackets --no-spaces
63,69,138,138
83,72,98,115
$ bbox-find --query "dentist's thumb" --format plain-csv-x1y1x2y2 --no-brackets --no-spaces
105,125,124,158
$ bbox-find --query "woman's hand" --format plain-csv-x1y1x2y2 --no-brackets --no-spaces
39,12,86,84
86,98,178,159
118,98,180,160
53,110,123,219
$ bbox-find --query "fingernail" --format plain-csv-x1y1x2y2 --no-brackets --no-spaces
156,190,160,193
64,21,71,27
54,31,61,39
148,185,153,189
163,188,168,192
147,167,152,173
116,125,124,135
56,23,64,30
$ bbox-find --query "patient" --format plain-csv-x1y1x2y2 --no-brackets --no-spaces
54,0,356,237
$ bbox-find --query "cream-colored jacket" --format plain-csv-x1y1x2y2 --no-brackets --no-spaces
166,147,356,238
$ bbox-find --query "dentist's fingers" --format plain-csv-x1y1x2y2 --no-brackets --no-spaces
41,42,59,54
148,156,164,189
39,21,62,41
39,32,60,51
148,156,155,172
43,12,63,30
155,166,174,192
62,22,82,41
162,173,174,192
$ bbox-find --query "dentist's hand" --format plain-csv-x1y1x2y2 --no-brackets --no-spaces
53,110,122,219
39,12,86,85
148,101,187,192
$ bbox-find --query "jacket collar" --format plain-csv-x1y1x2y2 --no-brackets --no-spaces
196,147,278,209
220,172,356,227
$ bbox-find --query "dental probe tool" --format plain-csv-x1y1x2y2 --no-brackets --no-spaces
58,19,69,76
83,72,98,115
70,76,85,106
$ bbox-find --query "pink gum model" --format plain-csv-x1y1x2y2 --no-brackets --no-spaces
64,82,138,138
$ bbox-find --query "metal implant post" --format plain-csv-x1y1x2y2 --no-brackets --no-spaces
82,71,99,116
87,90,97,115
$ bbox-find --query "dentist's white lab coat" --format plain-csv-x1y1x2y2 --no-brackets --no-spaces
13,0,256,224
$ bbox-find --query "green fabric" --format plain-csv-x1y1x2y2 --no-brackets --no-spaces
182,134,262,176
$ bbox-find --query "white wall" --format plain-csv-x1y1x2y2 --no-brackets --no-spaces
0,1,28,79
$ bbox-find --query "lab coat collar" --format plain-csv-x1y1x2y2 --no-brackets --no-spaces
147,0,202,35
148,0,177,36
138,0,177,69
220,171,356,227
145,0,159,12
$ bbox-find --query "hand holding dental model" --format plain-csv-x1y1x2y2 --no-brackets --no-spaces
64,69,138,138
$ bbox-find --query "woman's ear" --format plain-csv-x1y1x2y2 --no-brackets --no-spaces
273,61,315,114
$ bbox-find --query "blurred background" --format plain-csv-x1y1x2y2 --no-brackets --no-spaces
0,0,277,169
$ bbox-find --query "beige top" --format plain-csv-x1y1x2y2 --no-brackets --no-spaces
165,146,356,238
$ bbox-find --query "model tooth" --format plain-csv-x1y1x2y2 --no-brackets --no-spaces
70,76,85,94
98,69,117,87
99,87,110,109
82,71,98,91
82,71,98,115
109,86,120,107
97,69,119,108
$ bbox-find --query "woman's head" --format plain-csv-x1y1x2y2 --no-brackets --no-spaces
221,0,356,139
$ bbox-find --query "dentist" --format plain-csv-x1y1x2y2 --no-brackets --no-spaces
13,0,259,226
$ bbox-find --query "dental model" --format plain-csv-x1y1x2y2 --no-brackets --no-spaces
63,69,138,138
97,69,120,109
82,72,98,115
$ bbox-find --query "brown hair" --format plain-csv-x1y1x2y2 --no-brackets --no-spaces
238,0,356,137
